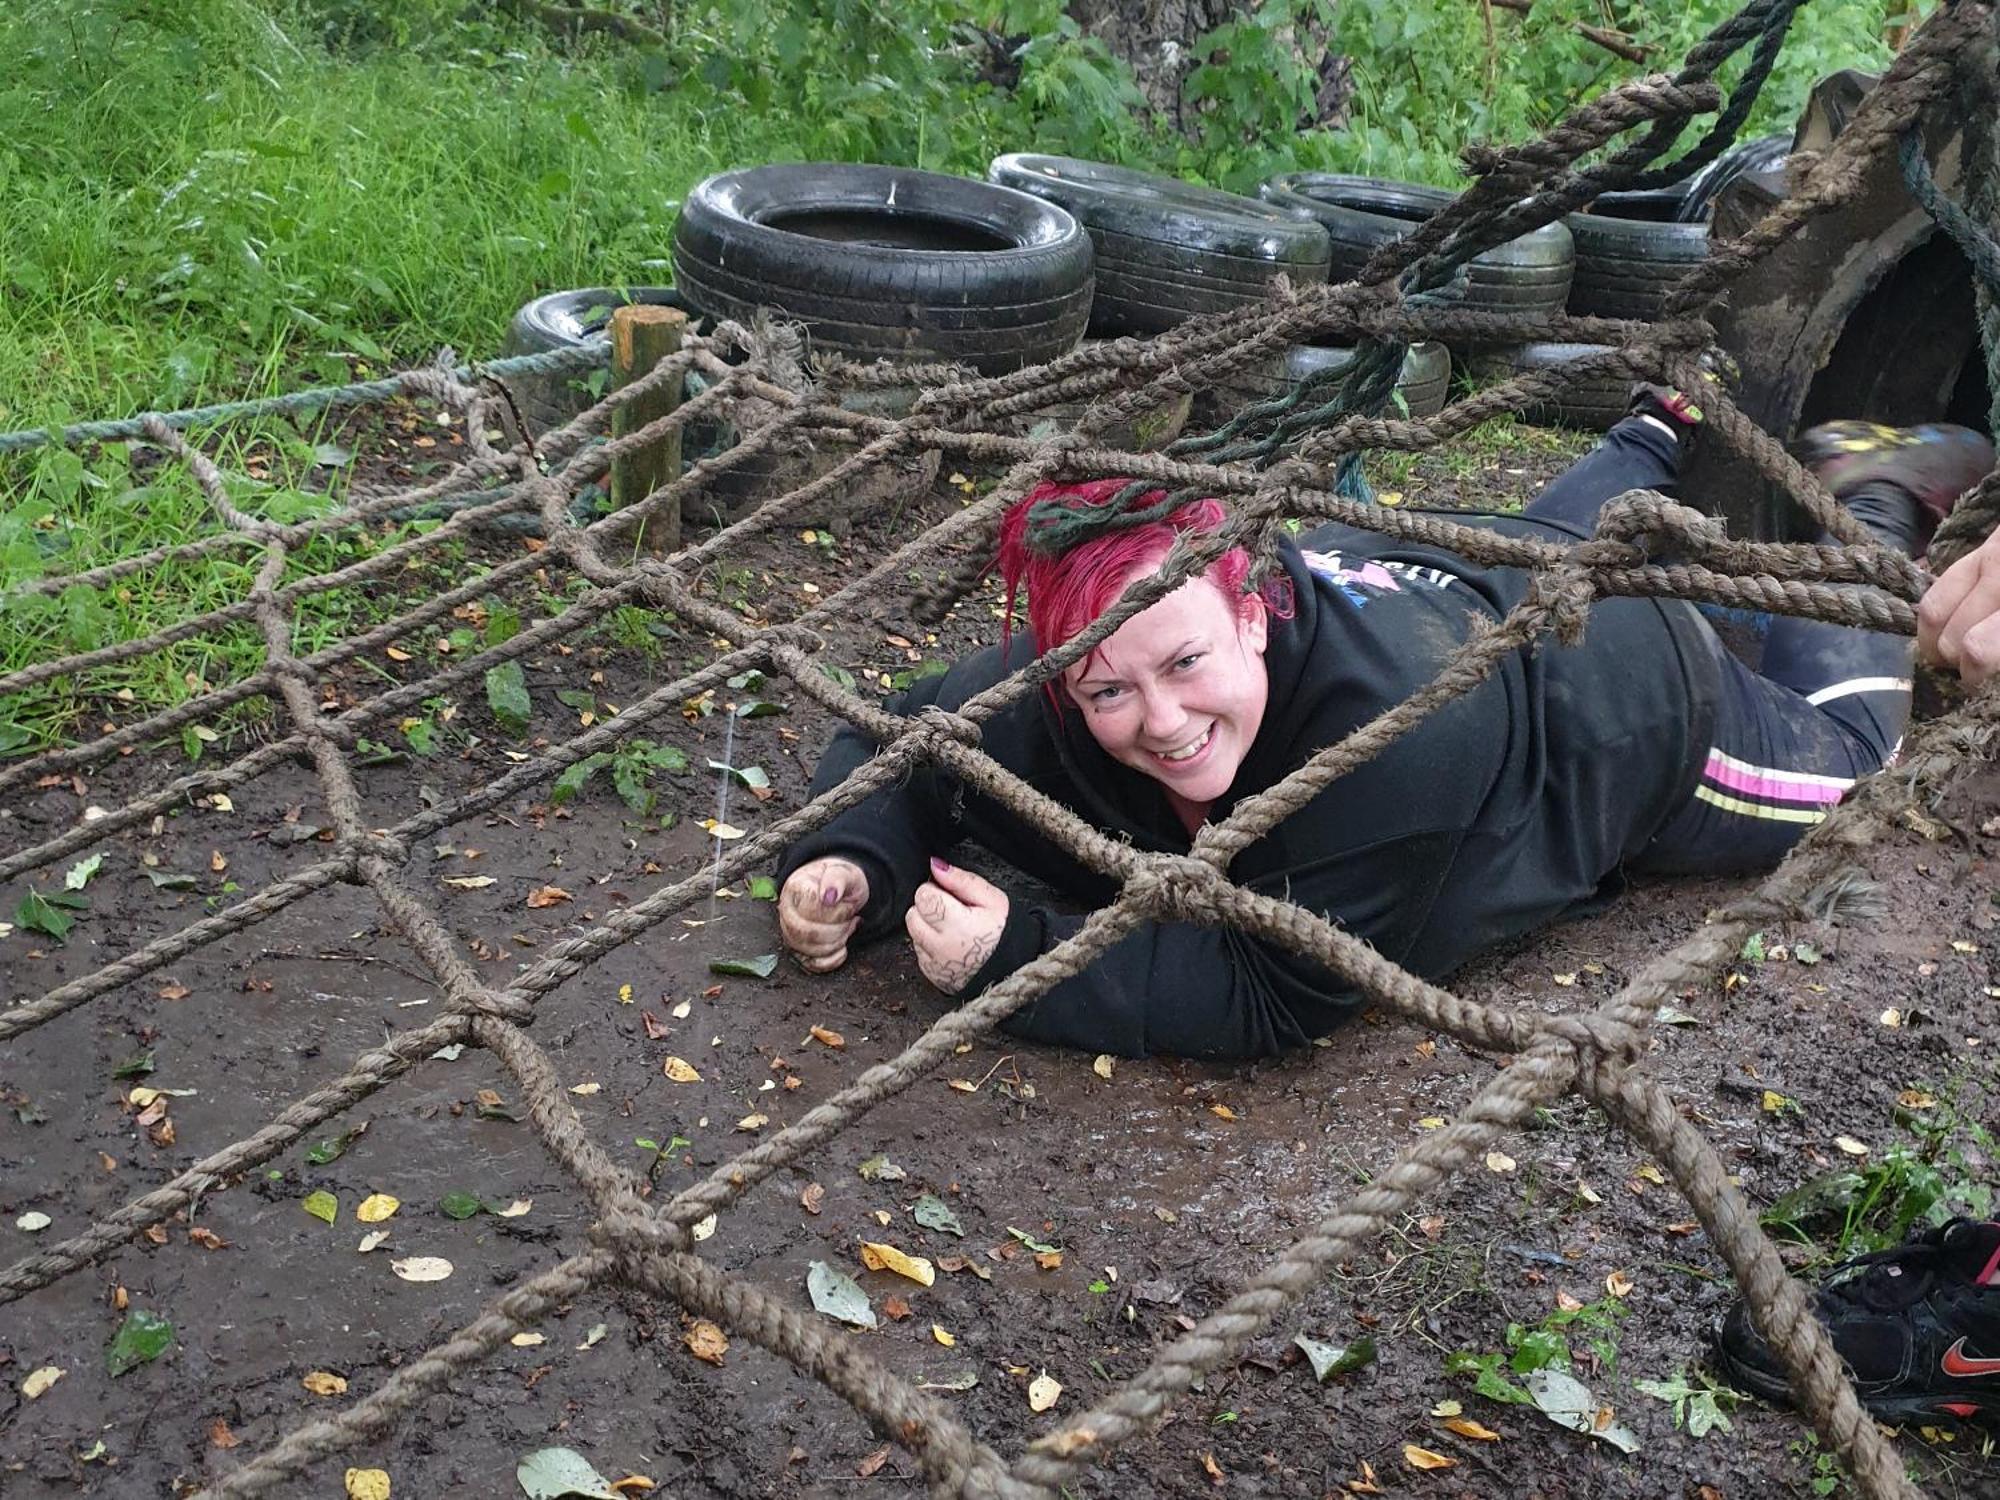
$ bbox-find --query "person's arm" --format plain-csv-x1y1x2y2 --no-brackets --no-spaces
959,827,1469,1059
1919,528,2000,685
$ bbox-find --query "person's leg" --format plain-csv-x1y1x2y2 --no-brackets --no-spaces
1523,410,1687,535
1638,424,1994,875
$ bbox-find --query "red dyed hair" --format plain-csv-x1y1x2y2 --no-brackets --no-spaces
994,477,1291,679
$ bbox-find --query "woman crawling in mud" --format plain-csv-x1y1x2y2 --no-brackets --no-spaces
774,385,2000,1061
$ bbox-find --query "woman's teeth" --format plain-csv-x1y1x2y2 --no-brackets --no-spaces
1160,727,1212,763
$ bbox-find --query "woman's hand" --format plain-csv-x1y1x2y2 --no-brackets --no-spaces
1920,528,2000,687
779,857,871,973
905,858,1009,994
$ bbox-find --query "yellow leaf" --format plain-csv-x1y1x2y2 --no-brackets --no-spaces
947,1079,978,1093
1443,1417,1501,1441
390,1256,453,1282
344,1468,391,1500
1899,1089,1938,1110
1880,1008,1903,1028
1027,1371,1062,1412
385,646,412,662
569,1081,601,1096
1403,1445,1457,1471
1760,1090,1791,1114
494,1199,532,1218
1605,1269,1635,1298
1635,1164,1667,1186
860,1241,936,1287
932,1324,957,1347
1577,1182,1603,1204
355,1194,400,1224
1209,1103,1239,1121
701,820,746,840
691,1213,717,1241
1034,1250,1063,1270
210,794,234,812
510,1332,545,1347
609,1479,657,1495
525,884,572,908
736,1112,769,1132
357,1230,389,1253
1430,1399,1462,1418
618,984,634,1004
1092,1054,1114,1080
21,1366,64,1400
1832,1134,1870,1156
1416,1116,1446,1130
684,1319,729,1365
441,876,496,889
808,1025,846,1049
663,1056,702,1083
1485,1151,1516,1174
1552,972,1577,986
302,1371,349,1396
1952,940,1978,953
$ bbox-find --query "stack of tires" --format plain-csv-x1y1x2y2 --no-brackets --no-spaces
1479,134,1790,431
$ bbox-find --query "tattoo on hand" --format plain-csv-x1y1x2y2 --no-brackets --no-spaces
914,887,948,925
931,931,1001,992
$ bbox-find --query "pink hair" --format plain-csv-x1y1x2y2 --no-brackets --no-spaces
994,478,1292,691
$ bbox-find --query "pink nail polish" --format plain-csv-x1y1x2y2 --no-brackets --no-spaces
930,856,951,876
822,886,839,906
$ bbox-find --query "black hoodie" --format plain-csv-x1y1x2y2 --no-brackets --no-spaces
778,515,1718,1058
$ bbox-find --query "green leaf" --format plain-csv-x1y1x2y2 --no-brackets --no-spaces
304,1127,362,1165
15,889,76,940
439,1190,486,1221
144,869,199,891
484,600,522,646
857,1155,907,1183
708,953,778,979
1740,931,1766,963
552,752,611,804
485,660,531,735
820,664,857,692
112,1050,156,1079
733,699,786,719
555,689,597,713
706,759,769,789
1006,1225,1060,1255
726,669,766,691
516,1446,621,1500
1294,1333,1376,1381
1794,941,1821,965
747,876,778,901
64,853,103,890
302,1189,338,1224
806,1259,876,1329
641,744,689,774
106,1309,174,1376
913,1193,964,1237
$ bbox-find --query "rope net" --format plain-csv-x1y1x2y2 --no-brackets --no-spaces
4,4,1999,1496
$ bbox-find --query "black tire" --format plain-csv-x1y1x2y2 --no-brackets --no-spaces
988,153,1329,337
500,286,696,437
1206,340,1451,423
1257,173,1574,322
1675,132,1789,224
1469,342,1630,431
1564,207,1708,321
671,164,1092,376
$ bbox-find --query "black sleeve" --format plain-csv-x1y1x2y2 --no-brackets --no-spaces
776,649,1012,944
967,828,1467,1059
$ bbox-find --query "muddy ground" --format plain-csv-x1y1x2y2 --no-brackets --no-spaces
4,418,2000,1500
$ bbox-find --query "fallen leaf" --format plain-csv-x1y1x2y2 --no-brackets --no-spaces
882,1294,913,1321
1403,1445,1456,1471
1347,1457,1383,1494
671,999,692,1019
577,1323,607,1350
856,1446,892,1479
390,1256,453,1282
947,1079,978,1093
356,1193,400,1224
913,1193,964,1236
1209,1103,1239,1122
1295,1334,1377,1381
569,1081,601,1096
691,1214,716,1241
1092,1054,1114,1080
303,1190,338,1224
1034,1249,1064,1270
517,1447,621,1500
344,1468,391,1500
16,1210,51,1232
800,1182,825,1215
106,1309,174,1375
1486,1151,1517,1174
641,1011,672,1040
510,1332,546,1348
806,1260,875,1328
1027,1371,1062,1412
357,1230,390,1253
208,1418,240,1448
1525,1368,1641,1452
809,1025,846,1050
302,1370,349,1396
1899,1089,1938,1110
157,981,191,1001
188,1226,227,1250
932,1324,956,1347
857,1155,907,1182
700,820,745,840
1201,1451,1227,1486
1834,1135,1870,1156
21,1366,64,1399
1634,1164,1668,1186
442,876,496,889
1416,1116,1446,1130
684,1319,728,1365
210,850,227,873
525,885,573,908
1605,1270,1635,1298
735,1112,768,1132
662,1056,701,1083
860,1241,936,1286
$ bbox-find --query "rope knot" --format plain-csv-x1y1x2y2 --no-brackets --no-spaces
1540,1013,1646,1070
591,1189,692,1260
466,988,534,1026
1126,854,1223,922
913,705,981,753
1526,568,1598,648
1592,494,1725,557
336,827,409,871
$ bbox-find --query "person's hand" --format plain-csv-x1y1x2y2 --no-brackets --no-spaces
779,857,871,973
1919,529,2000,687
906,858,1009,994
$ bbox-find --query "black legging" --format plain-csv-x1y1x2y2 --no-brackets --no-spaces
1524,416,1919,874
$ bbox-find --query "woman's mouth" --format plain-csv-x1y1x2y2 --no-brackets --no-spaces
1151,725,1214,769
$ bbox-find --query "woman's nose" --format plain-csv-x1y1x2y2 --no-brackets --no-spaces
1139,689,1187,742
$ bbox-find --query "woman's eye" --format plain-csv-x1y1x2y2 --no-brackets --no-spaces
1091,686,1122,703
1174,654,1203,671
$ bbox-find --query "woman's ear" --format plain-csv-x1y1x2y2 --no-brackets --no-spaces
1239,595,1269,656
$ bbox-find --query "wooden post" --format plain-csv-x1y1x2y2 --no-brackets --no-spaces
609,303,687,553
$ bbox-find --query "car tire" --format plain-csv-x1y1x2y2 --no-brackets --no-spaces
1257,173,1574,323
988,153,1330,337
1564,204,1709,321
671,163,1093,375
500,286,699,438
1468,342,1631,432
1205,340,1452,424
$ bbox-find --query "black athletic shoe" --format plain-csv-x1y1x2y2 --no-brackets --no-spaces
1792,421,1996,530
1625,351,1736,452
1711,1218,2000,1425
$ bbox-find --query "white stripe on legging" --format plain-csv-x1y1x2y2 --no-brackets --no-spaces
1803,676,1911,706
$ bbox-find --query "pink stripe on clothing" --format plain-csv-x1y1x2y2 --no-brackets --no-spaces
1980,1239,2000,1288
1703,750,1849,805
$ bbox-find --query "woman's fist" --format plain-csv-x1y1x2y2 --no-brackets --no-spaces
779,857,871,973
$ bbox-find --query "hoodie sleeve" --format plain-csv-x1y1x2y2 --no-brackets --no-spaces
776,646,1015,943
964,826,1469,1058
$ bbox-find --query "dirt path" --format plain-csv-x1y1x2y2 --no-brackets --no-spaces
4,436,1998,1499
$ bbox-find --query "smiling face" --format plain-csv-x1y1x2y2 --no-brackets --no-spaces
1063,570,1271,827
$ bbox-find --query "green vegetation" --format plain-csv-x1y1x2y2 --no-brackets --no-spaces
0,0,1914,745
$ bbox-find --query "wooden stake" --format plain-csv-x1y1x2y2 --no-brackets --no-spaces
609,303,687,554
